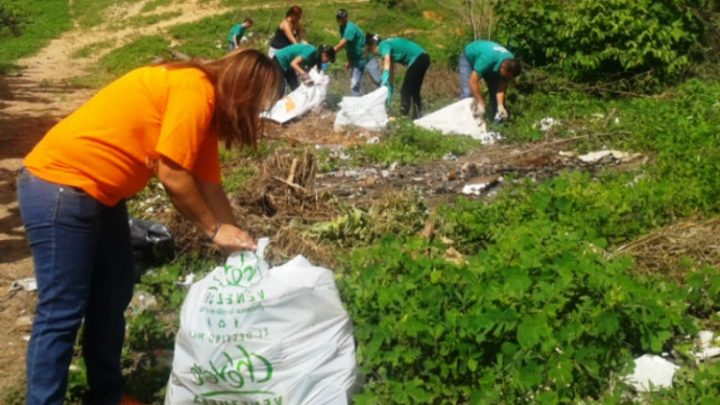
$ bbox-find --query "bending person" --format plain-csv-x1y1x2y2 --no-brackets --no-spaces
334,9,379,96
17,49,280,404
273,43,335,94
459,40,521,122
366,34,430,119
227,18,254,51
268,5,305,58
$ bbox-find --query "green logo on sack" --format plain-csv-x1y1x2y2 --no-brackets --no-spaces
219,254,263,288
191,343,274,397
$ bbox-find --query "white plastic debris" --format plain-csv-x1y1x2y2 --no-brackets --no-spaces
626,354,679,391
10,278,37,292
695,330,720,361
537,117,557,132
578,150,642,164
461,176,503,196
366,136,380,144
179,273,195,288
442,152,458,161
414,98,502,144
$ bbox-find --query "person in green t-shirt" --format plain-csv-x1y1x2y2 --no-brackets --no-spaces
366,34,431,119
227,18,254,52
272,43,336,94
459,40,522,122
333,9,380,96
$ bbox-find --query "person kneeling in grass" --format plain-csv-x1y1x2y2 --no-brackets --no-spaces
272,43,336,94
227,18,254,51
365,33,430,119
18,49,280,404
459,40,521,122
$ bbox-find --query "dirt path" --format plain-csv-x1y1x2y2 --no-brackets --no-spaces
0,0,281,395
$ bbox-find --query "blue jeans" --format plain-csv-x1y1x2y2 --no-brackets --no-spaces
458,51,502,116
17,169,135,405
350,57,381,97
459,51,473,99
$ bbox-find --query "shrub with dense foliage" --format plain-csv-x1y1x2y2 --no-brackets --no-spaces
494,0,707,84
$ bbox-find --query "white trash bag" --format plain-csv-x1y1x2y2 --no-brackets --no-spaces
334,87,389,131
413,98,502,144
263,68,330,124
165,238,357,405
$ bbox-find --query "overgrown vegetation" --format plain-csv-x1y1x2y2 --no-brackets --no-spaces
495,0,709,89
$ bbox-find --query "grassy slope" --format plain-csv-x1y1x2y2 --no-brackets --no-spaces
0,0,72,72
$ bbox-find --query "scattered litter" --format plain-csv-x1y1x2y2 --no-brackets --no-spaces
577,150,643,164
695,330,720,361
263,68,329,124
381,170,390,178
166,238,357,403
179,273,195,287
22,335,30,342
414,98,502,144
461,176,503,196
442,152,458,161
558,151,578,158
10,278,37,292
334,87,389,131
625,354,679,392
536,117,558,132
366,136,380,144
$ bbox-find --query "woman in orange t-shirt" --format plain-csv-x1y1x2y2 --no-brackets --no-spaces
17,49,280,404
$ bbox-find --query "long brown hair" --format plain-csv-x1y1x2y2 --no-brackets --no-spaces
166,49,281,148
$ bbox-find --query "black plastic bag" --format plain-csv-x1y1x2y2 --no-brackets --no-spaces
129,217,175,280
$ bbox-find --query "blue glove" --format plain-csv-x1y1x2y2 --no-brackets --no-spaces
381,70,390,87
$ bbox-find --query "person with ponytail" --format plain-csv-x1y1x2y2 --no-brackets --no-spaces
366,33,431,119
18,49,281,404
272,43,336,94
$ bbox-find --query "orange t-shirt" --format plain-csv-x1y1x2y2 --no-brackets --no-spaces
24,66,222,207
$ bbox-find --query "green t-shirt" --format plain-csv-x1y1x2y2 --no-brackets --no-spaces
274,43,319,72
339,21,366,67
227,24,245,43
378,38,426,67
464,40,513,77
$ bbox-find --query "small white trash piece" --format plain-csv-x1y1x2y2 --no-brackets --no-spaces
263,69,330,124
414,98,502,144
334,87,389,131
10,278,37,292
625,354,679,392
165,238,357,405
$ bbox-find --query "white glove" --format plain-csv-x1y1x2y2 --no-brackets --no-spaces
495,104,509,122
471,100,485,119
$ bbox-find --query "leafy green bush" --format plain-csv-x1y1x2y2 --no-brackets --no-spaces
495,0,707,85
339,234,696,403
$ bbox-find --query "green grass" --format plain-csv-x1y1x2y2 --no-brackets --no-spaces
125,10,182,28
141,0,174,13
72,0,143,29
0,0,72,72
342,120,482,167
71,38,118,59
72,35,171,88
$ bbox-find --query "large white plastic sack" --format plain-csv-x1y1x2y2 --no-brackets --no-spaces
334,87,389,131
165,238,356,405
413,98,502,144
263,69,330,124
